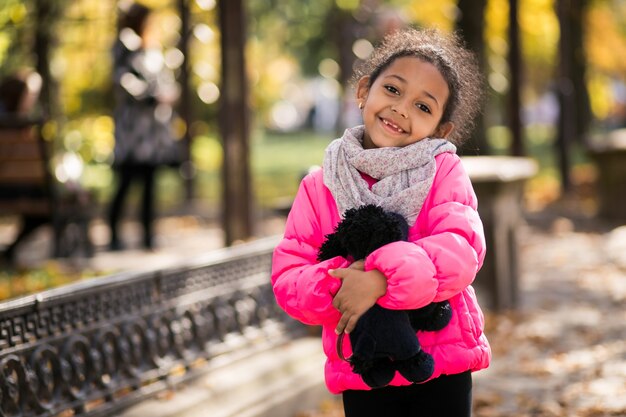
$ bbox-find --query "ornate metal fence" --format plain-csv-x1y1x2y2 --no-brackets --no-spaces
0,236,301,417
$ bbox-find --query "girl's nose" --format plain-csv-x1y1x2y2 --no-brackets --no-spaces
391,104,408,119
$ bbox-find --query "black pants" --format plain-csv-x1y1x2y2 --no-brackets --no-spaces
342,371,472,417
108,165,156,248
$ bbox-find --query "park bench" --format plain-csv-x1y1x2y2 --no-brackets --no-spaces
462,156,538,311
587,128,626,221
0,236,316,417
0,117,94,260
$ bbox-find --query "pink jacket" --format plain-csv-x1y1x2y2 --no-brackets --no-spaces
271,152,491,394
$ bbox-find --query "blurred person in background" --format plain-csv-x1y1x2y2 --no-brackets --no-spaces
108,1,180,251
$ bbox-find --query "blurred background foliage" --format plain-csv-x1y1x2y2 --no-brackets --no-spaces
0,0,625,213
1,0,625,298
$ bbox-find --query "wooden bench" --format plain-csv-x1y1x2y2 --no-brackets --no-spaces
462,156,538,311
0,117,94,261
587,128,626,221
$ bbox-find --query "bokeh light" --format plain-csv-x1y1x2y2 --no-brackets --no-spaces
352,38,374,60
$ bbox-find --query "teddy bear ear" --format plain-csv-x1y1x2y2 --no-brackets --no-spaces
317,232,348,261
341,207,361,224
386,211,409,241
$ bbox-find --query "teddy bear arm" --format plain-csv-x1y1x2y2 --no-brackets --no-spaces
351,305,422,361
407,300,452,332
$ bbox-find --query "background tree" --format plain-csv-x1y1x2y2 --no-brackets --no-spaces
34,0,63,119
455,0,489,155
1,0,625,219
556,0,591,192
218,0,253,244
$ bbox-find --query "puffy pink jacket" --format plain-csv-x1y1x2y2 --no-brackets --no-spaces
271,152,491,394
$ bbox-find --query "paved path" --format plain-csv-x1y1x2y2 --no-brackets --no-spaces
0,214,287,274
472,212,626,417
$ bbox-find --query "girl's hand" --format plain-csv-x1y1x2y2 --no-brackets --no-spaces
348,259,365,271
329,264,387,335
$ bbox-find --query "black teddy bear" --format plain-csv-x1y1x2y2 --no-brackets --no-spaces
318,204,452,388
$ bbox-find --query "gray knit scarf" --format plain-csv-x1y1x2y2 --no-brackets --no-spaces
323,125,457,226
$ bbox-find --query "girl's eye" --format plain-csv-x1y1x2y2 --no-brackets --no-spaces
384,85,399,94
416,103,431,114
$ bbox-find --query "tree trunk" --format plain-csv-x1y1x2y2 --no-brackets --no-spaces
331,4,366,134
570,0,591,143
556,0,591,193
556,0,577,192
177,0,194,202
455,0,489,155
218,0,253,245
33,0,61,120
508,0,524,156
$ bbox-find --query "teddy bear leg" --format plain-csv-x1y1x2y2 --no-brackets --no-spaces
394,349,435,383
359,357,396,388
348,322,378,373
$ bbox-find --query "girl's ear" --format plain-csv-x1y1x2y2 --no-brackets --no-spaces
356,76,370,103
435,122,455,139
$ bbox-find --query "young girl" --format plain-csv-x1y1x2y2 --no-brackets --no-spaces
271,28,490,417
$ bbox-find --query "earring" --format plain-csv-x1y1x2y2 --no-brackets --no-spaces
358,102,363,110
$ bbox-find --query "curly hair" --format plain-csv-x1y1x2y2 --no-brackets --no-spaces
353,28,484,145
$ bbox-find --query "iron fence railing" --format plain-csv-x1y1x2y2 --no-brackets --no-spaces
0,235,302,417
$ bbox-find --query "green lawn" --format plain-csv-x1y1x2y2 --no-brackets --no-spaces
251,130,333,207
167,129,334,210
81,129,334,212
84,124,592,214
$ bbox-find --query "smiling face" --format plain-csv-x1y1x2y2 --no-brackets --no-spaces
357,56,454,149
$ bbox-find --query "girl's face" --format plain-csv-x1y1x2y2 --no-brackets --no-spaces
357,56,454,149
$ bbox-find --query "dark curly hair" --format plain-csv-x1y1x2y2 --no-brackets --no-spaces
353,28,484,145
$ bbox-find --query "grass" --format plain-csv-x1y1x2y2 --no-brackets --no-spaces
0,261,110,300
82,124,595,215
80,129,334,213
251,130,333,207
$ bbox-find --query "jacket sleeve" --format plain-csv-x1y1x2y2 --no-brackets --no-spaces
271,173,345,326
364,153,486,310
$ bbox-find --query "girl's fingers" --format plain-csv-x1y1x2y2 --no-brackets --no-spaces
328,268,345,278
335,312,359,335
349,260,365,270
343,315,358,334
335,314,349,334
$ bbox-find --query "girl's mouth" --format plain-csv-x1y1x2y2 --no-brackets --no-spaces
381,117,405,134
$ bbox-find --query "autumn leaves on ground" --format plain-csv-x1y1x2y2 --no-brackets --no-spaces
473,213,626,417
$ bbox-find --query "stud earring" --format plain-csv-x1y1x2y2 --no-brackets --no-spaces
358,102,363,110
